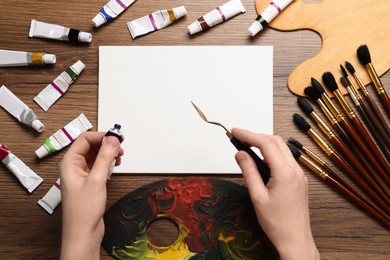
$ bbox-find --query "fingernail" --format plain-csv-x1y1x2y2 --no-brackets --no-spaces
104,136,120,149
235,152,248,166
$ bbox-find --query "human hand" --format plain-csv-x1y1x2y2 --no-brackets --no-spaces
232,128,319,260
59,132,124,260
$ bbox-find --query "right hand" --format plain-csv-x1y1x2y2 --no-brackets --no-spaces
232,128,320,260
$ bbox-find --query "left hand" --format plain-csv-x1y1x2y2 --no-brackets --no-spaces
59,132,124,260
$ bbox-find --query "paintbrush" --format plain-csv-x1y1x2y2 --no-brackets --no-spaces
288,144,390,229
357,44,390,115
293,113,390,212
311,77,390,178
340,75,390,162
191,101,270,184
297,97,390,199
322,72,390,175
345,61,390,138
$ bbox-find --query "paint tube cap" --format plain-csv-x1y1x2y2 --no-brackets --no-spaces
71,60,86,74
31,119,45,132
248,21,263,36
35,145,49,159
42,54,56,64
78,32,92,43
92,14,106,28
187,21,202,35
174,6,187,18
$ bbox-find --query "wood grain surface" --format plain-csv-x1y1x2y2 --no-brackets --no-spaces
0,0,389,259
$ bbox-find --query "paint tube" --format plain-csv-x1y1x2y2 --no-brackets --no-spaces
187,0,246,35
0,145,43,193
29,20,92,43
35,113,93,158
92,0,137,28
248,0,293,36
38,178,61,214
127,6,187,39
0,49,56,67
34,60,85,111
104,124,124,179
0,85,45,132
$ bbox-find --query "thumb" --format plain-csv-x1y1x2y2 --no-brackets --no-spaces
235,151,267,200
90,136,120,181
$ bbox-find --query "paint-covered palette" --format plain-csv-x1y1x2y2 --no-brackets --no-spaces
103,177,278,259
255,0,390,96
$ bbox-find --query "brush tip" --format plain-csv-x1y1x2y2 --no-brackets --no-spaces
340,77,349,88
345,61,355,73
357,44,371,65
311,77,325,94
304,86,321,101
287,144,301,160
297,97,314,114
287,137,303,149
340,64,348,77
322,72,338,92
293,113,311,132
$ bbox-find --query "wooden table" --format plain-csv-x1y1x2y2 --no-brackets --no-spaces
0,0,389,259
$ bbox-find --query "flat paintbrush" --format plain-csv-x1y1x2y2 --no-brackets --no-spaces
311,77,390,178
357,44,390,115
288,144,390,229
345,61,390,138
297,97,390,199
322,72,390,175
293,113,390,212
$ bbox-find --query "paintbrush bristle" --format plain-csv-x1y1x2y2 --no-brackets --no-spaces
340,64,348,77
345,61,355,74
287,137,303,149
297,97,314,115
190,101,208,122
357,44,371,65
293,113,311,132
322,72,339,92
311,78,325,95
287,144,301,160
340,77,350,89
304,86,321,101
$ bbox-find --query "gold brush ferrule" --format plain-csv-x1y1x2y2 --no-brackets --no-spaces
317,99,338,126
226,131,233,139
334,90,355,119
299,155,328,180
346,76,361,99
366,63,385,94
310,112,335,139
352,72,370,96
321,94,345,122
302,146,325,166
308,129,333,156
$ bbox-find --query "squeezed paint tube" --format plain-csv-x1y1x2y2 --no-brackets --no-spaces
187,0,246,35
0,145,43,193
0,85,45,132
29,19,92,43
248,0,293,36
0,49,56,67
34,60,85,111
92,0,137,28
35,113,93,158
104,124,124,179
127,6,187,39
38,178,61,214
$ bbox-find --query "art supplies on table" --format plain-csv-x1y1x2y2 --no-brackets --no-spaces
92,0,137,27
0,49,56,67
38,178,61,215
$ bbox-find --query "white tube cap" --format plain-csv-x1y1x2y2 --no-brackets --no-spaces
187,21,202,35
174,6,187,18
42,54,56,64
78,32,92,43
71,60,86,74
248,21,263,36
31,119,45,132
92,14,106,28
35,145,50,159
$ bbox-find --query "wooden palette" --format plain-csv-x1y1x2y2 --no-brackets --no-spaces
255,0,390,96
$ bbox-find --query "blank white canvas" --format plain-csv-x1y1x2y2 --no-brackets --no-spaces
98,46,273,174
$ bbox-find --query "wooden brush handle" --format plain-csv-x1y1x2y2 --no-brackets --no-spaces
325,175,390,229
378,91,390,116
364,92,390,138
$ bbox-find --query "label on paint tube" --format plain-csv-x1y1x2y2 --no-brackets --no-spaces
35,113,93,158
0,145,43,193
34,60,85,111
127,6,187,39
0,85,45,132
38,178,61,214
187,0,246,35
92,0,137,27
